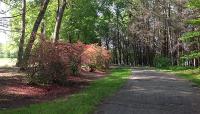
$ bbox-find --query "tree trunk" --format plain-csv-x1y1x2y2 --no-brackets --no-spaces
53,0,67,43
16,0,26,67
40,20,46,41
23,0,50,66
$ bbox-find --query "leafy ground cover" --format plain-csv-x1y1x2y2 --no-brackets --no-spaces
0,68,131,114
158,66,200,86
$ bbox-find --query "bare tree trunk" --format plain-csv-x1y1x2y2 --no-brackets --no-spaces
16,0,26,67
23,0,50,66
116,5,122,65
40,1,46,41
53,0,67,43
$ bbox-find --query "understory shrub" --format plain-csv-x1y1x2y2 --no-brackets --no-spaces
27,40,84,85
153,55,171,68
70,57,80,76
27,40,111,85
81,44,111,71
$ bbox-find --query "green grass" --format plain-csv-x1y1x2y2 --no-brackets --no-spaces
158,66,200,86
0,58,16,67
0,68,132,114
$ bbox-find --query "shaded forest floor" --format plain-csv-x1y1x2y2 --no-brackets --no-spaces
0,67,107,109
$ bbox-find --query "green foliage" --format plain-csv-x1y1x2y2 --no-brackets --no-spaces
179,0,200,62
159,66,194,72
61,0,100,43
181,51,200,61
70,58,80,76
0,43,17,58
153,55,171,68
186,18,200,25
187,0,200,9
160,66,200,86
0,44,5,58
0,68,131,114
180,31,200,42
9,0,121,46
88,64,97,72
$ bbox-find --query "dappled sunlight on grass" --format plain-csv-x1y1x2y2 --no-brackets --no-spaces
0,58,16,68
159,67,200,86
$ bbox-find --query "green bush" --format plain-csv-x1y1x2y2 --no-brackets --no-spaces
153,55,171,68
70,58,80,76
27,61,68,85
88,64,97,72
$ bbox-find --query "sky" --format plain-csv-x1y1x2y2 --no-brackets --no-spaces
0,1,10,44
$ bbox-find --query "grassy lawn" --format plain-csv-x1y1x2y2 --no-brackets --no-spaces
0,58,16,67
0,68,132,114
158,66,200,86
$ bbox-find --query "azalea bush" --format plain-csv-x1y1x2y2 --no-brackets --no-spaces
27,40,111,85
27,40,84,85
81,44,111,71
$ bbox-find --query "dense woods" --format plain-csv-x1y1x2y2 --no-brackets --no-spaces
0,0,200,70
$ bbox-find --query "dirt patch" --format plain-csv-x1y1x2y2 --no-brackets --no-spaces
0,68,107,109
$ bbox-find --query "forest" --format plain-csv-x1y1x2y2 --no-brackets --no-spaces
0,0,199,68
0,0,200,114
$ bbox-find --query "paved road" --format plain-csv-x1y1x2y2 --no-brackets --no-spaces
95,68,200,114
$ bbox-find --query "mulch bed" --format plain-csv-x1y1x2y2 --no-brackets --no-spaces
0,68,107,109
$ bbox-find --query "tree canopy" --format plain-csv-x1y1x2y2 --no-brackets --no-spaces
0,0,199,67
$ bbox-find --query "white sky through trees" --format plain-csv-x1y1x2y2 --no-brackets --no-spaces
0,1,10,44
